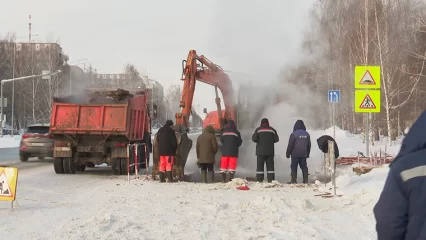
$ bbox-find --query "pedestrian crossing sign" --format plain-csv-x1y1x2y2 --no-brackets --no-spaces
355,90,381,113
0,167,18,201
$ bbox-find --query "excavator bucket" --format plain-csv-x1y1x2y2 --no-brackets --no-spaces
151,130,193,181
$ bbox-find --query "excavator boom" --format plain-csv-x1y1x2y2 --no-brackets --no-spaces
175,50,236,133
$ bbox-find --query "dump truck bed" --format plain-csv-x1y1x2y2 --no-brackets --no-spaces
50,92,148,141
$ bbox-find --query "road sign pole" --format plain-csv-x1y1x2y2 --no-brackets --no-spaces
333,103,336,140
366,113,370,156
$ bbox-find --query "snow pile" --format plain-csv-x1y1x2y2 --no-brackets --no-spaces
334,165,389,197
0,135,21,148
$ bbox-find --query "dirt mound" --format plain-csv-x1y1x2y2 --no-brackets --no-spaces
54,89,134,104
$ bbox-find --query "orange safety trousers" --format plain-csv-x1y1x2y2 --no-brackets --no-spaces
159,156,174,172
220,156,238,173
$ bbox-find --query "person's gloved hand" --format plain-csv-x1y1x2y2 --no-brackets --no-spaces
197,160,200,167
286,154,290,159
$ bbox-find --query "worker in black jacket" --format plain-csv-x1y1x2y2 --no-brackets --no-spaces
219,119,243,183
156,120,178,183
252,118,279,182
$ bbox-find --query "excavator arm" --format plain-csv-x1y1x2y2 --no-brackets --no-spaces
175,50,236,132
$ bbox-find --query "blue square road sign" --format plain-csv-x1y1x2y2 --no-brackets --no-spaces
328,90,341,103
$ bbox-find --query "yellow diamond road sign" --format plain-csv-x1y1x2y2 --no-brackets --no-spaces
355,66,380,89
355,90,381,113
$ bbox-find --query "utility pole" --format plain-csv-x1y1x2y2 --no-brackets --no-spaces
11,34,38,136
364,0,370,156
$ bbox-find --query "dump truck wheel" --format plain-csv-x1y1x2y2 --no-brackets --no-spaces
54,158,65,174
120,158,133,175
63,158,76,174
111,158,121,175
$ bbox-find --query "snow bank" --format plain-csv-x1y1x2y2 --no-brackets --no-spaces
0,135,21,148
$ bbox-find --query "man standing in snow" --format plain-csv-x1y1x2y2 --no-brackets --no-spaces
220,119,243,183
374,111,426,240
252,118,279,183
196,125,219,183
156,120,178,183
286,119,311,184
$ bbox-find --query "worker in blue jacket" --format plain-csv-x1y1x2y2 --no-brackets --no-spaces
374,111,426,240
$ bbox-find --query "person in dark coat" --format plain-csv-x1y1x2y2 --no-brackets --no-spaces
156,120,178,183
374,111,426,240
196,125,219,183
219,119,243,183
286,120,311,184
317,135,339,173
252,118,279,183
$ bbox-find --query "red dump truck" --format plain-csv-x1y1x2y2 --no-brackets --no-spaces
49,89,153,175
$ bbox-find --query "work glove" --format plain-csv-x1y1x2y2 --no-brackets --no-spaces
286,154,290,159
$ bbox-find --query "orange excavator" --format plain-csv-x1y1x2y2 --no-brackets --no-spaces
152,50,239,180
175,50,237,134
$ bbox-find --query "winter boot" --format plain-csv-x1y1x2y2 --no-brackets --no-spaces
201,170,207,183
208,171,215,183
159,172,166,183
287,172,297,184
302,171,309,184
228,172,235,182
267,173,275,183
221,172,227,183
166,171,174,183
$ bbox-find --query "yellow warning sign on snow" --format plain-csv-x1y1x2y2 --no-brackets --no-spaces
355,90,381,113
355,66,381,89
0,167,18,201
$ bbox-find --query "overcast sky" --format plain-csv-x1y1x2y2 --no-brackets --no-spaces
1,0,316,114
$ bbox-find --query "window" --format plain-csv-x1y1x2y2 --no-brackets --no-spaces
25,126,50,134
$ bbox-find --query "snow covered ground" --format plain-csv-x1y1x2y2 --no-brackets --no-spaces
0,134,21,148
0,162,390,240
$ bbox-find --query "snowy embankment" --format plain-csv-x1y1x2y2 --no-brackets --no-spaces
0,134,21,148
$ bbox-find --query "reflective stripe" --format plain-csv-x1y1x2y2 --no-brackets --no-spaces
267,171,275,173
222,132,239,137
400,165,426,182
258,129,275,133
220,168,227,172
256,171,264,174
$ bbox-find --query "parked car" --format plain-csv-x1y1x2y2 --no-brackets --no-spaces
19,124,53,162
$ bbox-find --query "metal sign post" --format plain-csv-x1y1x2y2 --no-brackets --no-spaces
328,140,337,196
354,66,381,156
